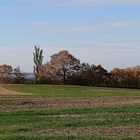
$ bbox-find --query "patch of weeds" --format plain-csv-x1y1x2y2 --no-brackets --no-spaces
17,128,29,132
17,101,35,105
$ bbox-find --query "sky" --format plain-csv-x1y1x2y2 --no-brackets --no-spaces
0,0,140,72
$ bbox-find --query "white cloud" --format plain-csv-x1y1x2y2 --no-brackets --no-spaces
30,20,140,35
30,22,98,34
108,21,140,28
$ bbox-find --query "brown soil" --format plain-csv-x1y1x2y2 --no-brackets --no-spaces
0,97,139,112
27,126,140,137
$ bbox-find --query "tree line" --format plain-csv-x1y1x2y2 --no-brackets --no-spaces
33,46,140,88
0,65,26,84
0,46,139,88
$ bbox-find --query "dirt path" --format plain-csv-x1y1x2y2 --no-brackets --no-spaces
0,86,31,95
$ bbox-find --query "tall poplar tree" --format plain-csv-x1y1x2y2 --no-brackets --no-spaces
33,46,43,83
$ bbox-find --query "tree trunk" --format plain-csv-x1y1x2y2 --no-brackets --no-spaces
63,69,66,84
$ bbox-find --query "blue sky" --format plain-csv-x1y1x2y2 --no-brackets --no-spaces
0,0,140,72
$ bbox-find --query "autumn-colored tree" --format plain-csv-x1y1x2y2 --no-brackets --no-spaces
33,46,43,83
0,64,13,83
125,67,140,87
39,62,60,84
44,50,80,84
130,67,140,86
111,67,140,88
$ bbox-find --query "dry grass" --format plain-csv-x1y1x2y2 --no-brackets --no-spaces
0,96,139,112
25,126,140,137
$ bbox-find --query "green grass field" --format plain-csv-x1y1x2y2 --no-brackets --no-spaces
4,84,140,97
0,85,139,140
